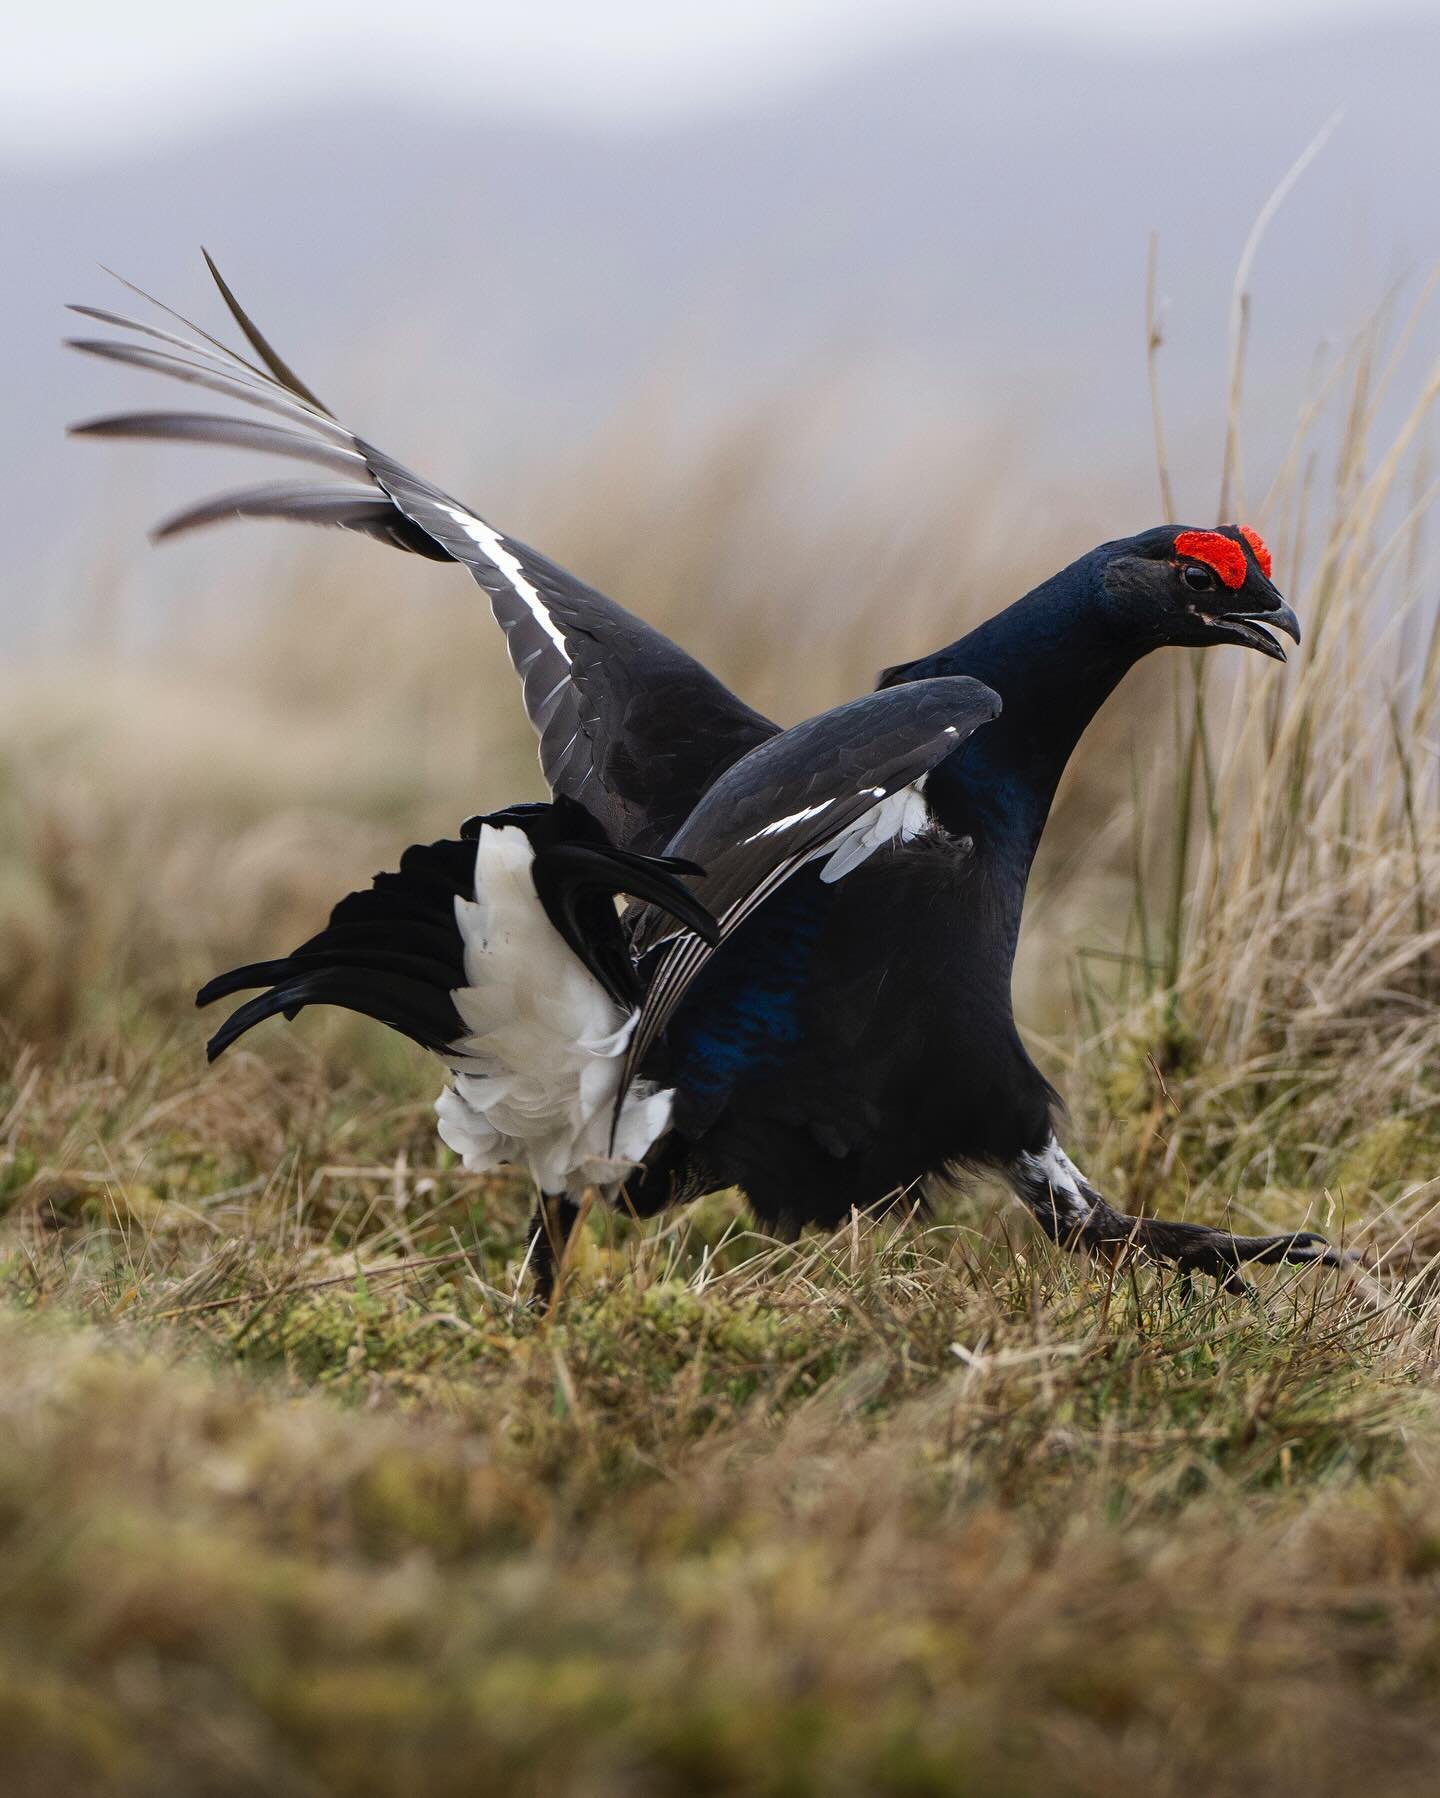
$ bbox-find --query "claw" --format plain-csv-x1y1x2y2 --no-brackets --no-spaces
1125,1221,1345,1291
1007,1140,1348,1295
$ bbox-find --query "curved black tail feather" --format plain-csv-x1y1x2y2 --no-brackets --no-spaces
197,801,716,1061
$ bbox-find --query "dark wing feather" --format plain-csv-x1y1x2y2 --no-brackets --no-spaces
69,301,270,366
613,676,1001,1122
96,263,275,382
67,338,351,437
359,443,777,850
68,410,367,475
200,246,332,414
152,481,452,557
67,256,776,848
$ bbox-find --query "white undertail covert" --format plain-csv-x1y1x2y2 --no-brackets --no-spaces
433,824,673,1196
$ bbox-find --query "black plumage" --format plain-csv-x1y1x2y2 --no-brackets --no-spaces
618,678,998,1107
196,799,717,1058
71,257,1341,1290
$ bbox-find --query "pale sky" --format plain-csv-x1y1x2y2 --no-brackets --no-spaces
4,0,1414,158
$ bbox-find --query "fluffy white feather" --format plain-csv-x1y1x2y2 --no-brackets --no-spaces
819,781,931,883
433,824,673,1196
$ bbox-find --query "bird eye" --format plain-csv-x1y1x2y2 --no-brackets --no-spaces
1181,563,1215,593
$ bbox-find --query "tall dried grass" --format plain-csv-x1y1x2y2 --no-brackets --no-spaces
1090,274,1440,1261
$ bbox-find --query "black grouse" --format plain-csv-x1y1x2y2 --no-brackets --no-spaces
68,257,1340,1292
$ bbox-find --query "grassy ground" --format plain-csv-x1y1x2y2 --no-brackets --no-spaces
1,276,1438,1793
0,1037,1436,1798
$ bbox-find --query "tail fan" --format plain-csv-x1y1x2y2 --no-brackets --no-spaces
196,838,476,1061
197,800,716,1058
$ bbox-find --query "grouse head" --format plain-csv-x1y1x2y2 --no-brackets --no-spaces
1099,524,1299,662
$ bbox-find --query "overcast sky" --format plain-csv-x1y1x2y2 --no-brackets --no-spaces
6,0,1421,159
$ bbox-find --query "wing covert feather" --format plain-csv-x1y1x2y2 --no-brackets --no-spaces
613,676,1001,1124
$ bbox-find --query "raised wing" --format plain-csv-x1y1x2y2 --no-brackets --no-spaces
66,254,776,850
614,675,1001,1122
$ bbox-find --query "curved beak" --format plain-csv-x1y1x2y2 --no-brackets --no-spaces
1198,588,1301,662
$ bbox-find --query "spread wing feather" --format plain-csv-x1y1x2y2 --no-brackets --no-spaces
152,482,452,557
70,410,369,474
67,255,776,848
67,339,354,437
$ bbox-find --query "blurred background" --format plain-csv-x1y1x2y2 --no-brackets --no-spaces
2,0,1437,1053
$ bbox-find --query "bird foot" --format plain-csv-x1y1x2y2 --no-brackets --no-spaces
1084,1209,1343,1295
1007,1137,1347,1294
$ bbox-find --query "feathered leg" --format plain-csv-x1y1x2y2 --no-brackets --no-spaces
1006,1137,1344,1292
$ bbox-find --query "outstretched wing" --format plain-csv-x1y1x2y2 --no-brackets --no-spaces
614,675,1001,1121
66,254,776,850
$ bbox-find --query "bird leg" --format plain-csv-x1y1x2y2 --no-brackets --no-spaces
526,1190,596,1317
526,1194,580,1312
1004,1137,1343,1293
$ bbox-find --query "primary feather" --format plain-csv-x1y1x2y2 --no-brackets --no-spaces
67,258,776,851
